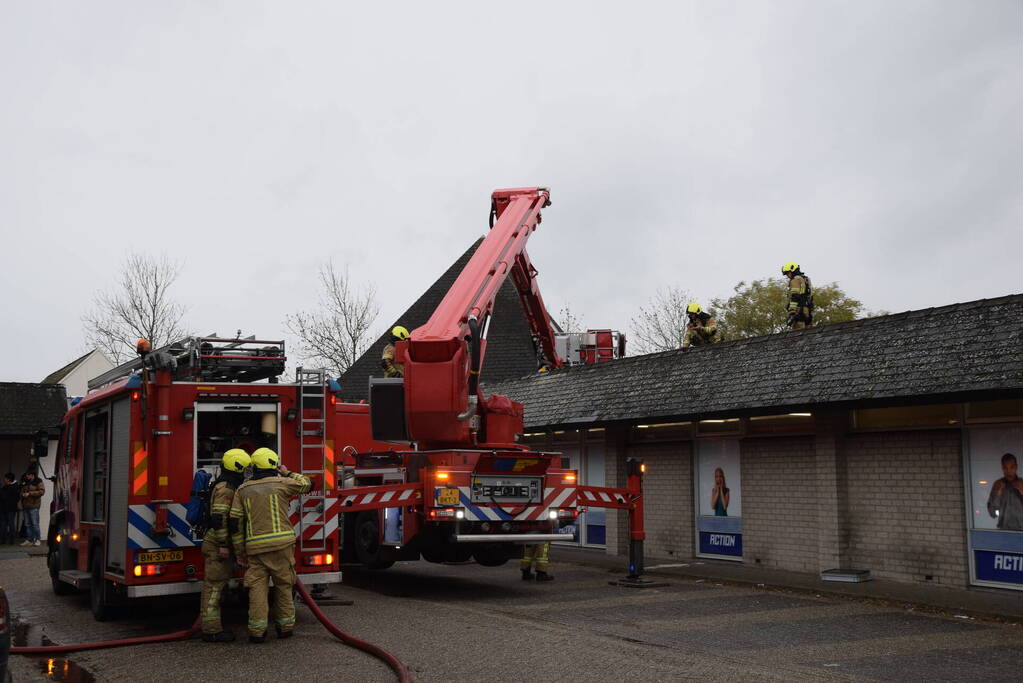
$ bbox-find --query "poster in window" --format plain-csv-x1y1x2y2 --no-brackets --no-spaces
968,426,1023,588
696,440,742,559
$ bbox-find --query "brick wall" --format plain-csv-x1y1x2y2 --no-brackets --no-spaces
844,429,968,586
741,436,819,573
626,441,693,560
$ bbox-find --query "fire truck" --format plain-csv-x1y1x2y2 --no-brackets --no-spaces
332,187,646,571
46,337,344,620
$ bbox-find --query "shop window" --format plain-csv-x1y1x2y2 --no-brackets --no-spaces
967,400,1023,424
748,413,813,435
854,404,958,430
697,418,742,435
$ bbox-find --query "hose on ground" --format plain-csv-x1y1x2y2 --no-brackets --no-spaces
10,618,201,655
296,581,411,683
12,580,411,683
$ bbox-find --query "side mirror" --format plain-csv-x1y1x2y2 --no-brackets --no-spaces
33,428,49,458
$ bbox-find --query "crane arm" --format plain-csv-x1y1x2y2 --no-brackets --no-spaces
397,187,560,448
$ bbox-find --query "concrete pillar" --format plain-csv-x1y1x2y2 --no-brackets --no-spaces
814,410,849,572
603,425,629,556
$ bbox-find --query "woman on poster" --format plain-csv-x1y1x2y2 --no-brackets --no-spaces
711,467,730,517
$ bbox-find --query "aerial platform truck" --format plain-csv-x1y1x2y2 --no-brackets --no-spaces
334,187,647,573
46,337,342,620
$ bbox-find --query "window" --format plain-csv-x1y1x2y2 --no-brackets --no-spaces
967,400,1023,424
747,413,813,435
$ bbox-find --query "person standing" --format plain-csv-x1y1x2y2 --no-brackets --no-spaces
230,448,312,642
0,473,20,545
521,542,553,582
200,449,251,643
381,326,410,378
781,262,814,329
19,470,44,546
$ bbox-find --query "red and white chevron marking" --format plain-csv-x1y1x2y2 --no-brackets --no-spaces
577,488,630,507
340,487,418,509
288,497,340,540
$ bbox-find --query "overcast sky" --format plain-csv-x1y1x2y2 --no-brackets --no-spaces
2,1,1021,382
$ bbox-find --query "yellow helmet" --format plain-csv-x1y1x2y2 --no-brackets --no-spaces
686,302,703,315
391,325,410,341
781,261,800,274
251,447,280,470
222,448,251,473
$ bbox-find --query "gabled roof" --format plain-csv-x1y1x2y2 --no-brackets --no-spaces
339,239,540,402
0,382,68,437
41,349,107,385
485,294,1023,429
42,350,93,384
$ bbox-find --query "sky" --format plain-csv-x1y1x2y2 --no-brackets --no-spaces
2,1,1021,381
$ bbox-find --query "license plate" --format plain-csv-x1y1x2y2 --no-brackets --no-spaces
437,487,460,505
480,485,529,497
136,550,183,563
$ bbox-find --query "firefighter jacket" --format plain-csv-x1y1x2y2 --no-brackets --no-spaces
230,472,312,556
381,343,404,378
787,274,812,321
684,314,719,347
203,481,237,548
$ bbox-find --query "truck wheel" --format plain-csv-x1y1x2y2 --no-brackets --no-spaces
48,546,74,596
90,552,113,621
354,511,394,570
472,544,510,567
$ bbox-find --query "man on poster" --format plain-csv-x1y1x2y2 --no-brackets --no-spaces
987,452,1023,531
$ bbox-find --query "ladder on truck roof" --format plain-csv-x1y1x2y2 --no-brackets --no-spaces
295,367,330,552
87,336,287,391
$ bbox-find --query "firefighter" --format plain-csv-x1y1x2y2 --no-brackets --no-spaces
200,448,250,643
782,262,813,329
230,447,312,643
521,542,553,582
381,325,410,378
682,303,719,349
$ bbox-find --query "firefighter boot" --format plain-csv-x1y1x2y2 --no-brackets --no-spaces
521,569,534,581
201,631,236,643
275,626,294,639
249,634,267,644
535,571,554,582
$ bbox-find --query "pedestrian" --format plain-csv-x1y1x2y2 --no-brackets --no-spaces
0,473,20,545
201,448,251,643
19,470,45,546
230,447,312,643
381,325,410,378
682,303,720,349
521,542,553,582
781,262,814,329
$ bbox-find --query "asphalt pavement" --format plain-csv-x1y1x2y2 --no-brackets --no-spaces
3,550,1023,682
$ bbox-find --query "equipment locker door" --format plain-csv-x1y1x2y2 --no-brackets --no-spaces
106,398,130,571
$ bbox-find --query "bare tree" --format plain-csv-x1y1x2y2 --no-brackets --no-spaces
285,262,379,377
554,302,585,333
629,285,694,354
82,253,188,364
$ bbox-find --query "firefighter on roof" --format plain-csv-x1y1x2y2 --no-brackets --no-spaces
230,447,312,642
381,325,410,378
782,262,813,329
682,303,719,349
201,448,250,643
521,542,553,582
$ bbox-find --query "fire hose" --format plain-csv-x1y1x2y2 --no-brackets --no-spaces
12,579,411,683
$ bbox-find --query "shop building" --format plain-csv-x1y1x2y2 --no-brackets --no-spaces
487,294,1023,591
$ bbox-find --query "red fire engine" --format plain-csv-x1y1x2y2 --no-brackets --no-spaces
332,187,646,572
46,337,342,620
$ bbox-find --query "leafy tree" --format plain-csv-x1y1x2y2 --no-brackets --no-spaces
82,253,188,363
285,262,379,377
712,277,867,340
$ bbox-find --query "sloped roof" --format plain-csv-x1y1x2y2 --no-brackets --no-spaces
339,239,539,402
485,294,1023,429
41,350,96,385
0,382,68,437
